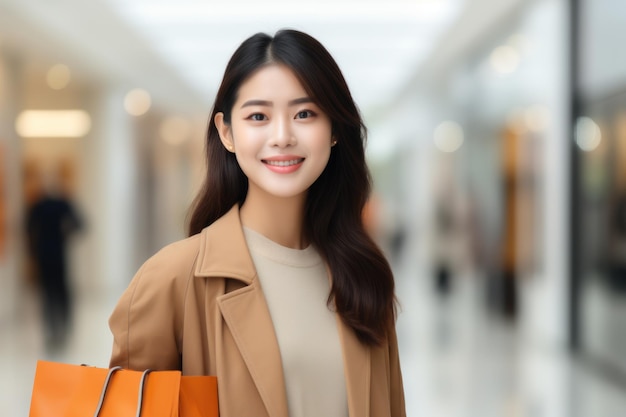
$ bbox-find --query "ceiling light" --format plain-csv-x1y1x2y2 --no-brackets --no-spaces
576,117,601,152
16,110,91,138
490,45,520,75
124,88,151,116
434,121,464,152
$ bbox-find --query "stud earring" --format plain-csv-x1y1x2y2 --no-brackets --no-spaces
331,139,337,147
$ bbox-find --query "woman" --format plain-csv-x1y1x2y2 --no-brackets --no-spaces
109,29,405,417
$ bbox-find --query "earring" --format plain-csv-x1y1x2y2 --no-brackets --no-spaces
331,139,337,147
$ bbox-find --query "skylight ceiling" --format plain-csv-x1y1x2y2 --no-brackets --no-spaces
102,0,464,117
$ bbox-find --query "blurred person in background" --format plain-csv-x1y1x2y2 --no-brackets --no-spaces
108,29,405,417
431,160,462,298
25,162,82,351
433,192,456,296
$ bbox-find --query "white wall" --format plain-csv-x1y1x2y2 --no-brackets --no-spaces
0,48,22,323
519,0,570,348
78,88,139,296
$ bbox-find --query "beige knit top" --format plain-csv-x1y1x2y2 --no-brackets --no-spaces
243,227,348,417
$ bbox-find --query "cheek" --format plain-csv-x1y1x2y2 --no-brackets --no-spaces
311,139,332,169
232,126,263,151
314,126,333,156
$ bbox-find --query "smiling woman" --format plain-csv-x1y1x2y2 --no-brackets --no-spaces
108,29,405,417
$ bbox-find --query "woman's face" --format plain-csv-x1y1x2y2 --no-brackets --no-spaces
215,64,333,201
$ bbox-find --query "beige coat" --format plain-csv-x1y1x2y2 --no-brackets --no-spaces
109,205,406,417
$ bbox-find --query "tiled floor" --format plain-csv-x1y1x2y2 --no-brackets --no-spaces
2,256,626,416
393,249,626,417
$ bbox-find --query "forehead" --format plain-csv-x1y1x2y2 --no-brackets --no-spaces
235,64,308,102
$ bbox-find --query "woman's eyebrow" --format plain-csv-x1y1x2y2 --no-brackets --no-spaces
241,99,271,108
288,97,313,106
240,97,313,108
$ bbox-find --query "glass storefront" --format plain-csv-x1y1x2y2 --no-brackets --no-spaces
578,0,626,376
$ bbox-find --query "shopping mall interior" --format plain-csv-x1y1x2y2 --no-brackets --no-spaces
1,0,626,415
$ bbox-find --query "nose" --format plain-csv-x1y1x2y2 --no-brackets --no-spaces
269,115,295,147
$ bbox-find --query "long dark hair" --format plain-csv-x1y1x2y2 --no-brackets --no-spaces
188,29,396,346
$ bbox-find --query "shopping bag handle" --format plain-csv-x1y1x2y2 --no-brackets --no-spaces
92,366,152,417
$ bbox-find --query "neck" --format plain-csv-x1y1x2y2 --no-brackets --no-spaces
240,190,307,249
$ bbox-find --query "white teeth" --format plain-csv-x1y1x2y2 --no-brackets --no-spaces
265,159,303,167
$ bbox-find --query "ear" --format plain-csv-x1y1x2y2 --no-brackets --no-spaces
214,112,235,152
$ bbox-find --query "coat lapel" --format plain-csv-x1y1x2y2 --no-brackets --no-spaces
218,282,289,417
195,205,289,417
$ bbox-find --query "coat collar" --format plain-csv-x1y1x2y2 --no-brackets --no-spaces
195,204,371,417
194,205,256,284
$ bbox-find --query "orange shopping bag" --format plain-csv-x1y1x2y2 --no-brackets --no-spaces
29,360,218,417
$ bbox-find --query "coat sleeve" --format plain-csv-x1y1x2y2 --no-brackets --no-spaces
108,244,194,371
388,324,406,417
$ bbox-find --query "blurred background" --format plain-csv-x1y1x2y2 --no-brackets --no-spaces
1,0,626,415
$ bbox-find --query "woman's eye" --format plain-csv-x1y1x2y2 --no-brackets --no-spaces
295,110,314,119
248,113,266,121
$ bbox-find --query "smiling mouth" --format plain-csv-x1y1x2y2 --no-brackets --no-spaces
263,158,304,167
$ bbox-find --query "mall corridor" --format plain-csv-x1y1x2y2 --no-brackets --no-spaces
3,0,626,415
